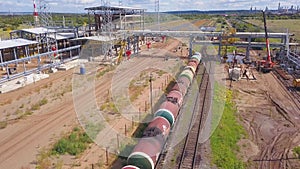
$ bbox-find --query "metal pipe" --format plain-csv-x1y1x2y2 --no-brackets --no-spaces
0,50,3,70
0,45,81,67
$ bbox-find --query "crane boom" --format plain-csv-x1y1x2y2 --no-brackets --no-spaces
263,10,272,64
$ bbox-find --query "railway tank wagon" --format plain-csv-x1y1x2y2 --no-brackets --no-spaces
186,62,198,74
167,90,183,106
122,53,202,169
142,116,171,140
154,100,180,126
126,116,171,169
127,137,163,169
122,165,140,169
179,69,194,85
172,76,191,96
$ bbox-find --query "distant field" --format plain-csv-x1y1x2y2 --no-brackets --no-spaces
246,19,300,40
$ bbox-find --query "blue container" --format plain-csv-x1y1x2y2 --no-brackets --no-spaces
80,65,86,75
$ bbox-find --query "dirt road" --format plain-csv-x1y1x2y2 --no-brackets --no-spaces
0,70,77,169
232,71,300,169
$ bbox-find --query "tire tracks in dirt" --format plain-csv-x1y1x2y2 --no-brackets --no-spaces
0,105,74,166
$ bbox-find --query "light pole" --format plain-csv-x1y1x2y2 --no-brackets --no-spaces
149,73,153,114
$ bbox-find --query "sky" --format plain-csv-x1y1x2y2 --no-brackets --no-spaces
0,0,299,13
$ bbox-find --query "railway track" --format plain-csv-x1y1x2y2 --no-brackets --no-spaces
177,61,211,169
155,62,211,169
271,68,300,109
155,45,213,169
255,69,300,169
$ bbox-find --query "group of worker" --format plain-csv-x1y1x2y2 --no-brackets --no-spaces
241,65,256,81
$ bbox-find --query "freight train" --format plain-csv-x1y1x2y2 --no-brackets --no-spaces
122,53,202,169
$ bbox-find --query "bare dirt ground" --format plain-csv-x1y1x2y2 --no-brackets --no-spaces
230,70,300,169
0,70,78,169
0,37,184,169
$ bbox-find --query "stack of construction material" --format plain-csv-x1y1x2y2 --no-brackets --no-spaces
229,68,241,81
0,73,49,93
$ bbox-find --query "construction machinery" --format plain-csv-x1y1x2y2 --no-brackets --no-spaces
293,78,300,88
257,10,275,73
117,40,126,64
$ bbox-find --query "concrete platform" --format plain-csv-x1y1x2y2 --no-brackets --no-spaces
57,59,88,71
0,73,49,94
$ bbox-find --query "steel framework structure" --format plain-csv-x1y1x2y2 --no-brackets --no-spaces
38,0,53,27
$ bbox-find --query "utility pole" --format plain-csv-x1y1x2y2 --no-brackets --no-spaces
149,73,153,114
155,0,160,31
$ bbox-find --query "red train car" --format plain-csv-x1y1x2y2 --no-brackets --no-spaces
154,100,180,126
172,76,191,96
127,137,164,169
143,116,171,140
167,90,183,106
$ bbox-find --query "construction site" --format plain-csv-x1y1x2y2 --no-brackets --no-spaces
0,0,300,169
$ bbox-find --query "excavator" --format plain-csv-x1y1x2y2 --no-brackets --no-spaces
257,10,275,73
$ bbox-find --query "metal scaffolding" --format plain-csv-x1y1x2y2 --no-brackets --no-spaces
85,5,145,60
38,0,53,27
100,0,113,60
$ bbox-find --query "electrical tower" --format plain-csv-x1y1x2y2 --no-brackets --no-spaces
38,0,53,27
155,0,160,30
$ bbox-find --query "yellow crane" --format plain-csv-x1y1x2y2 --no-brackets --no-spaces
222,26,238,60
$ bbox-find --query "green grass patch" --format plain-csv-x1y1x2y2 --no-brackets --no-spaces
36,148,52,169
52,127,93,156
39,98,48,106
0,121,7,129
211,85,246,169
246,19,300,41
293,146,300,159
31,103,40,111
24,109,33,116
85,122,105,140
100,101,118,113
156,70,166,77
96,66,115,78
129,72,150,102
31,98,48,111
